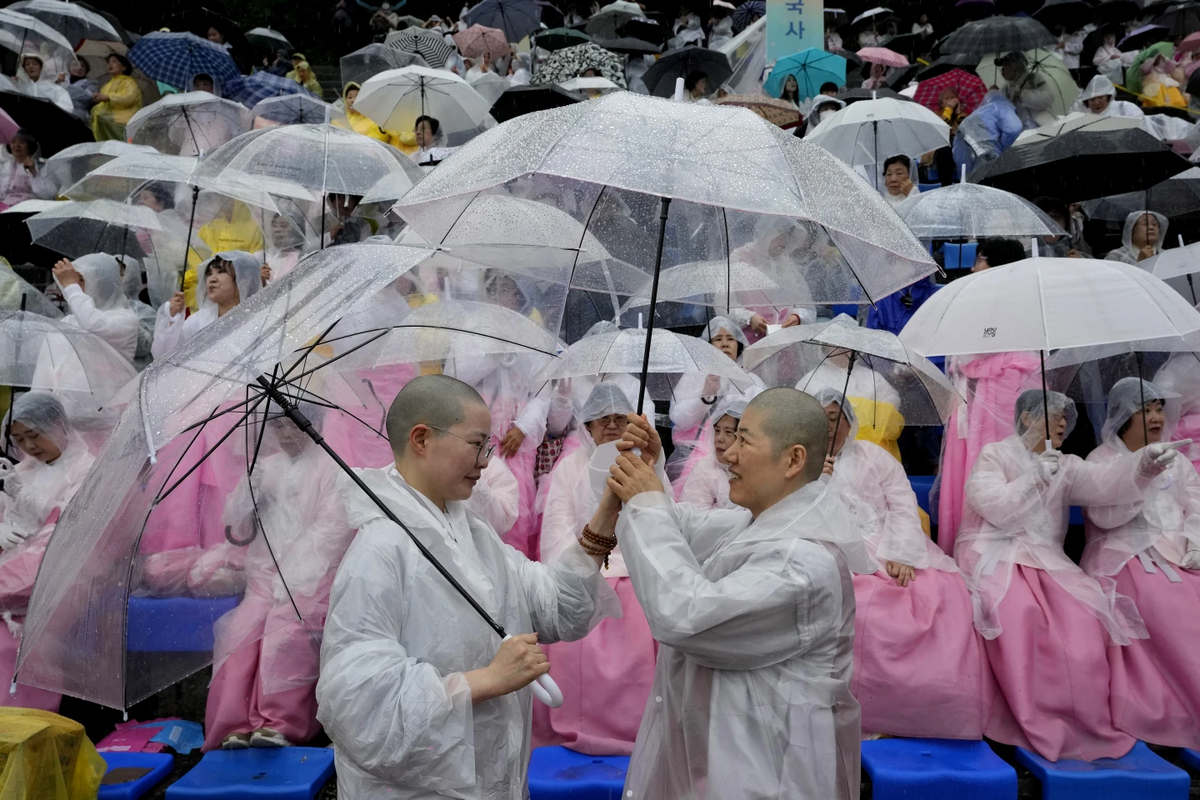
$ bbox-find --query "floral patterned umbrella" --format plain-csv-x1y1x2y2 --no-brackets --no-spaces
533,42,627,88
913,67,987,116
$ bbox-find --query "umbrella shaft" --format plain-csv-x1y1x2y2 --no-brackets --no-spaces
636,196,671,415
829,351,857,458
253,376,509,640
1040,349,1051,446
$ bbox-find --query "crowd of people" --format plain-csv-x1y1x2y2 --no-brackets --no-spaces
0,0,1197,796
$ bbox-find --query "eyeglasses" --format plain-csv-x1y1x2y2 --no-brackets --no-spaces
591,414,629,430
427,425,495,465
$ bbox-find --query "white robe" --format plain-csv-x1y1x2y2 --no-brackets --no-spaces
617,482,864,800
60,283,140,362
317,466,618,799
150,303,217,360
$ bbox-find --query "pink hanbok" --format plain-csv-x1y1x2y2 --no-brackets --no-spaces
1085,438,1200,749
959,433,1151,760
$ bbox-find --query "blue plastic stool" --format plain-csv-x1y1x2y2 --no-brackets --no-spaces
1180,748,1200,771
1015,742,1190,800
830,304,860,320
126,596,241,652
99,752,174,800
909,475,936,515
1069,506,1085,526
528,746,629,800
166,748,334,800
862,738,1017,800
918,183,942,194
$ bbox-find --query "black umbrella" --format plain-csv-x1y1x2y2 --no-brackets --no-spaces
621,16,668,44
490,84,584,122
913,52,980,81
164,6,252,70
1095,0,1143,23
1083,169,1200,221
641,46,733,97
731,0,765,33
937,15,1057,54
597,36,662,54
0,91,92,158
0,207,61,269
1153,4,1200,36
971,128,1193,202
1034,0,1098,30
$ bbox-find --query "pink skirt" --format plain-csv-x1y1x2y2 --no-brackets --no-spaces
983,565,1135,761
1108,562,1200,749
0,621,60,712
852,568,992,739
531,577,657,755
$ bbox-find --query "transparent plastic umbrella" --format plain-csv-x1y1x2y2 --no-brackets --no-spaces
585,0,646,39
251,94,344,126
24,199,159,259
896,182,1065,240
0,8,75,67
7,0,119,46
557,76,622,95
976,49,1079,119
1012,111,1142,146
0,269,62,318
355,67,494,145
125,92,253,157
340,43,425,88
470,71,512,106
0,310,135,399
41,141,157,194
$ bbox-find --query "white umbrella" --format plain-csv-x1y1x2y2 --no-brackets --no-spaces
852,6,893,25
42,140,157,191
0,8,75,66
558,76,622,94
1142,237,1200,305
8,0,119,45
585,0,646,39
805,96,950,190
355,66,494,145
245,26,292,52
125,91,252,157
1013,111,1142,146
896,182,1065,240
468,71,511,106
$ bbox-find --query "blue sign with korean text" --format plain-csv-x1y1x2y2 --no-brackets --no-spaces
766,0,824,62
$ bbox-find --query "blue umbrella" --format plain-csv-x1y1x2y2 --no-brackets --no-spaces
128,31,242,93
731,0,764,33
230,70,315,108
465,0,542,44
763,48,846,100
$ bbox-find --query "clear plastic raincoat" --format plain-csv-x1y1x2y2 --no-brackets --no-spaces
57,253,140,362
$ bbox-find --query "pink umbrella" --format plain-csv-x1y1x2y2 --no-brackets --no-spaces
857,46,908,67
0,108,17,145
1180,31,1200,53
453,24,512,59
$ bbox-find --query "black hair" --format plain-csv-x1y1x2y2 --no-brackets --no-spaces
107,53,133,75
74,55,89,72
975,237,1026,267
415,114,440,135
1033,196,1069,224
1117,399,1163,438
204,256,236,280
882,154,911,173
819,81,839,93
5,129,38,156
193,72,214,86
684,70,708,91
137,181,175,210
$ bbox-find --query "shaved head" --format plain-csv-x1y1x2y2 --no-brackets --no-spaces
386,374,487,456
746,388,829,482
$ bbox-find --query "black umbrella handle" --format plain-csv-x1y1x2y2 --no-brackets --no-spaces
253,375,509,640
636,196,671,416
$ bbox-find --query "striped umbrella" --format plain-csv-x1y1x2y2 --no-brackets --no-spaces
385,27,456,67
7,0,118,46
731,0,764,33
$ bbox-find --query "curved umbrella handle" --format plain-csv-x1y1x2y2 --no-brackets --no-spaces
502,634,563,707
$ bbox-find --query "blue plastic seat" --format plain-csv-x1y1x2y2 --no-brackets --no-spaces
528,746,629,800
1015,742,1190,800
918,182,942,194
99,752,174,800
1180,748,1200,772
1069,506,1085,526
166,747,335,800
909,475,936,515
126,596,241,652
862,738,1016,800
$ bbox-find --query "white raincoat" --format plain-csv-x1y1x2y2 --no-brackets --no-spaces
57,253,140,361
616,480,867,800
1104,211,1168,266
151,251,262,358
669,317,764,435
317,466,618,799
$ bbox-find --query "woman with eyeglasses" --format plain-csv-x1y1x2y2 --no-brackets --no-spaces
533,382,668,756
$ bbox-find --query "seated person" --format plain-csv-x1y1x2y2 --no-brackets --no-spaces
677,397,744,508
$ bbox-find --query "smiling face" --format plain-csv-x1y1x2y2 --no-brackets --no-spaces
823,402,852,456
710,328,739,360
712,413,739,458
1120,399,1165,451
9,137,30,161
719,406,805,517
10,421,60,464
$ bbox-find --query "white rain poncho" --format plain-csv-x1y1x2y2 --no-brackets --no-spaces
1154,353,1200,465
151,251,262,359
1084,378,1200,580
542,382,670,577
56,253,139,362
548,321,657,436
14,54,72,115
1104,211,1168,265
617,479,867,800
1074,74,1144,119
677,397,745,509
957,389,1151,642
0,394,94,610
119,257,156,361
815,387,958,573
317,466,619,799
669,316,763,435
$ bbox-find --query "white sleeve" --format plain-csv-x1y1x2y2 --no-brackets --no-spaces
29,166,55,200
504,535,621,643
465,457,520,534
870,450,935,569
669,372,716,431
513,393,549,443
787,306,818,324
61,285,136,357
964,446,1045,531
541,463,584,565
150,302,186,360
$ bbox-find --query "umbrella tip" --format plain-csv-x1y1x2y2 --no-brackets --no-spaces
673,77,685,102
960,164,966,184
1031,238,1039,258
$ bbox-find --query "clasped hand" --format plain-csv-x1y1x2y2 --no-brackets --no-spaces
607,413,665,503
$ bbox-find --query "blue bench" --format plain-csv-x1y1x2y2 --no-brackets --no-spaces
1179,748,1200,772
528,746,629,800
1015,741,1190,800
99,752,174,800
862,738,1016,800
909,475,935,515
918,183,942,194
166,747,335,800
943,242,978,270
126,596,241,652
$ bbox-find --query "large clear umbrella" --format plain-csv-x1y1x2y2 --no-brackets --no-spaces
41,140,157,194
355,67,495,146
7,0,119,46
0,8,75,68
125,92,253,157
585,0,647,39
896,181,1065,240
0,310,135,402
340,43,425,88
251,94,344,126
24,199,159,261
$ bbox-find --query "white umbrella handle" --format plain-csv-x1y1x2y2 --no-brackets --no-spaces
502,634,564,707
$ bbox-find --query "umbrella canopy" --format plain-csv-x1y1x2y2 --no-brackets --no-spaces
744,314,961,426
913,67,987,115
853,6,894,25
0,106,17,144
533,27,592,50
1012,112,1142,145
252,94,344,126
384,27,456,68
971,127,1192,201
244,26,291,52
620,17,666,44
1180,30,1200,52
454,24,512,58
558,75,622,94
7,0,118,47
0,90,91,157
469,71,511,106
465,0,543,44
714,94,802,128
1153,5,1200,37
125,92,253,157
25,199,159,260
595,36,661,54
897,182,1066,239
1096,0,1142,23
340,43,425,87
976,48,1079,118
1033,0,1097,31
0,271,60,317
858,46,908,67
1083,168,1200,221
913,52,981,81
490,84,583,121
534,42,627,87
939,15,1056,55
805,97,951,189
837,87,911,103
764,49,847,100
229,71,317,109
61,151,199,202
127,31,241,92
0,310,134,399
585,0,646,39
1143,240,1200,307
355,67,493,145
41,140,157,192
1126,41,1175,94
731,0,765,33
899,256,1200,359
0,8,75,66
641,46,733,98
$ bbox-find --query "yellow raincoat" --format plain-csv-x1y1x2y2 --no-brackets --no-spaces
184,202,264,310
90,74,142,141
